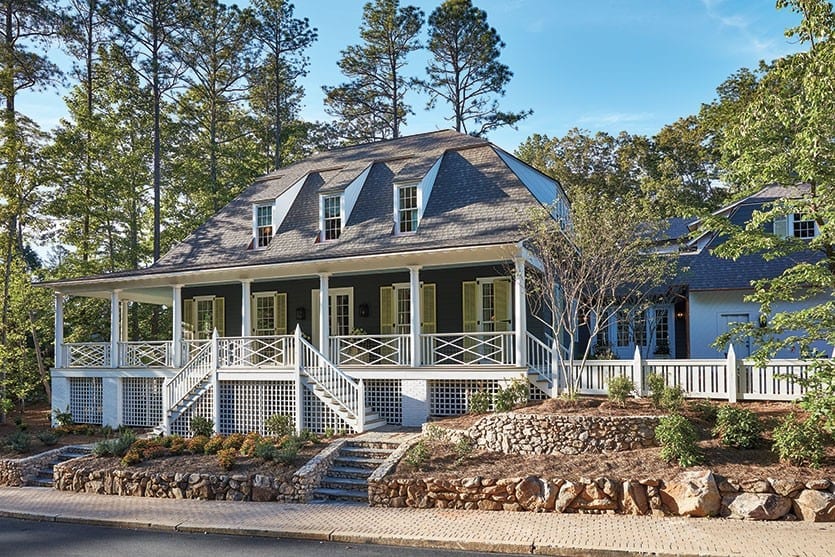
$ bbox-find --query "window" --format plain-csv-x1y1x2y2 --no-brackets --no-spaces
322,195,342,240
255,205,273,248
792,213,816,239
184,296,225,339
396,184,418,233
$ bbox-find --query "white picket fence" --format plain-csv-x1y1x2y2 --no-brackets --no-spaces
553,345,818,402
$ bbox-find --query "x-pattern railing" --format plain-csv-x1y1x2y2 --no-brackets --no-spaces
65,342,111,368
421,332,514,366
330,335,410,366
119,341,173,368
217,336,294,368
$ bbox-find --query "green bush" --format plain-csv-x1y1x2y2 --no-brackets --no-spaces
8,431,30,453
647,373,666,408
190,416,214,438
424,423,445,442
254,440,278,461
789,360,835,436
607,375,634,406
655,414,702,467
265,414,294,437
37,430,60,446
92,430,136,458
772,413,825,468
187,435,209,454
468,390,491,414
404,440,429,469
453,436,474,463
493,379,528,412
276,436,302,464
660,385,686,412
712,406,762,448
216,447,237,470
689,400,719,423
221,432,246,451
204,434,225,455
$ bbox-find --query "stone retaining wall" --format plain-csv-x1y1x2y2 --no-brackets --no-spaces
0,446,82,487
53,440,346,502
369,470,835,521
425,413,659,455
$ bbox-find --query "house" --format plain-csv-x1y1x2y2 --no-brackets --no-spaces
42,130,570,435
595,184,832,360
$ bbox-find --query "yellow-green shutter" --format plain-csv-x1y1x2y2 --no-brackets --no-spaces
213,297,225,337
494,279,511,332
183,299,195,339
250,295,258,335
773,216,788,238
275,293,287,334
420,283,436,333
462,281,478,332
380,286,395,334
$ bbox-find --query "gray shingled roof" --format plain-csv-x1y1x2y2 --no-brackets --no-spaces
677,184,821,290
65,130,555,282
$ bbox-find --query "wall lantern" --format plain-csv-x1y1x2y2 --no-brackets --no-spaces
295,307,306,321
358,303,370,318
675,310,685,319
758,313,768,328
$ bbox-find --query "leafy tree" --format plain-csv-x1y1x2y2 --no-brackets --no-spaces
323,0,423,143
250,0,317,169
421,0,530,135
521,189,677,397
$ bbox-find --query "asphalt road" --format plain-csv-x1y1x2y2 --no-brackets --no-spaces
0,517,525,556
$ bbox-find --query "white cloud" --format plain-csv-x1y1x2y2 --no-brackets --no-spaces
577,112,654,126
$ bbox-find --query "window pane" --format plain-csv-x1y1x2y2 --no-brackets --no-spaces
398,185,417,233
323,196,341,240
793,213,815,239
256,205,273,247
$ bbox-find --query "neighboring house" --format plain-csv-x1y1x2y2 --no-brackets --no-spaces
42,130,569,434
595,184,832,360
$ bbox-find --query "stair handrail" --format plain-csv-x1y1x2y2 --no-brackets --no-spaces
297,330,362,426
162,338,214,433
526,332,554,385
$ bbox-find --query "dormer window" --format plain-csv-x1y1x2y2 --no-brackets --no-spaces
396,183,418,234
253,203,274,248
773,213,818,239
322,194,342,241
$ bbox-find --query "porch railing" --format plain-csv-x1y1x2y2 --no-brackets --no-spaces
420,332,515,366
217,335,294,368
330,334,410,366
118,341,173,368
299,335,363,422
64,342,111,368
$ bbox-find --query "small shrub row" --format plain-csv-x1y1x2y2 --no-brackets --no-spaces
468,379,529,414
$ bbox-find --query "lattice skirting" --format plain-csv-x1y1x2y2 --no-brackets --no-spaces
528,383,550,401
364,379,402,425
170,388,215,437
218,380,296,435
428,379,502,416
122,377,164,427
68,377,103,425
302,388,350,434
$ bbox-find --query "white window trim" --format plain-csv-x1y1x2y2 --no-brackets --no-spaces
774,213,819,239
252,202,276,250
193,295,217,339
393,182,420,235
320,193,344,242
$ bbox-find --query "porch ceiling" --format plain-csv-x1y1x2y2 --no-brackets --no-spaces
42,243,520,297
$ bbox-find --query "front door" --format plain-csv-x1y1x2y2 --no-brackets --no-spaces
462,278,512,362
311,288,354,349
719,313,750,356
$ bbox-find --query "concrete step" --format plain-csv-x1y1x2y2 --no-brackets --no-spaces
339,446,395,459
327,466,372,479
311,487,367,503
333,455,385,469
320,476,368,490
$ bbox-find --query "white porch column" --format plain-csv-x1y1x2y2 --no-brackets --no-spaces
318,273,330,352
172,285,183,367
514,257,527,367
409,266,421,367
241,279,252,336
110,290,121,368
54,292,64,368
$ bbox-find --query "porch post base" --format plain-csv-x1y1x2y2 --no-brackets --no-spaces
401,379,429,427
101,377,122,428
51,375,70,427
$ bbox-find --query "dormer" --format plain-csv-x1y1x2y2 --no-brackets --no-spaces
773,213,819,239
391,156,442,235
318,164,371,242
250,172,306,250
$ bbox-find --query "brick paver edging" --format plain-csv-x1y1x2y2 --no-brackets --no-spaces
2,487,834,556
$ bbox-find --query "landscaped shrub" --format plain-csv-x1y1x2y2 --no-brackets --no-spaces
276,436,301,464
37,430,60,446
254,440,278,461
772,413,825,468
689,400,719,424
789,360,835,436
647,373,665,407
204,434,225,455
468,390,491,414
713,406,762,449
92,430,136,458
221,432,246,451
120,449,141,466
404,440,429,469
168,436,187,455
494,379,528,412
8,431,30,453
240,432,264,457
53,407,74,427
607,375,634,406
660,385,685,412
424,423,445,441
187,435,209,454
190,416,214,437
265,414,294,437
216,448,237,470
453,436,474,463
655,413,702,467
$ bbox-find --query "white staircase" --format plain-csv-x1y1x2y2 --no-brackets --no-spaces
526,332,556,397
154,340,214,436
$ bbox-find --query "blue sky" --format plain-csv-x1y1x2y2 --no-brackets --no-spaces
18,0,804,152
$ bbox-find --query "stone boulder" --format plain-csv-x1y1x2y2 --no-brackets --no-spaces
793,489,835,522
660,470,721,517
622,481,649,515
722,493,792,520
515,476,547,511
